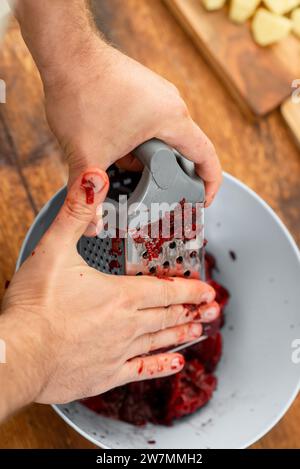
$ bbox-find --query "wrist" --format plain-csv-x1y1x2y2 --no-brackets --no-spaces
15,0,108,89
0,308,51,421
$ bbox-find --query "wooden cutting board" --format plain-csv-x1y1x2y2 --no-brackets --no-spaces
164,0,300,118
281,97,300,149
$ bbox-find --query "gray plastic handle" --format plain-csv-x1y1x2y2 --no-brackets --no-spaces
133,139,179,190
132,138,205,202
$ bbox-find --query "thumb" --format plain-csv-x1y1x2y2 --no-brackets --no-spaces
49,168,109,246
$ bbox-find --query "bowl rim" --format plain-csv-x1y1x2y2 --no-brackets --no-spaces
16,172,300,449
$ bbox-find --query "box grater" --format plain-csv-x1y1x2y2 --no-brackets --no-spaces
77,139,206,350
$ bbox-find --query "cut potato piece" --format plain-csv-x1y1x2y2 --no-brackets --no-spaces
202,0,226,11
291,8,300,38
229,0,261,23
263,0,300,15
252,8,292,45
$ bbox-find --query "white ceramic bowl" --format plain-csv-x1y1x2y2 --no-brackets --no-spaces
17,173,300,449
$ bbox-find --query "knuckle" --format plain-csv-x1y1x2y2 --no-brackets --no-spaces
65,195,93,222
174,98,189,119
177,324,189,343
166,304,184,327
207,140,217,156
121,295,136,313
160,306,168,330
146,333,155,353
118,283,137,311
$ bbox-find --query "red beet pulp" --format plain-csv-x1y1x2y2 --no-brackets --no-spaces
82,251,229,426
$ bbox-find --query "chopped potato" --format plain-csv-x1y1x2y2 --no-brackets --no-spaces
291,8,300,38
252,7,292,45
202,0,226,11
263,0,300,15
229,0,261,23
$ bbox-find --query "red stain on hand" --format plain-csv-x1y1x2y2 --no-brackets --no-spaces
31,251,35,256
138,360,144,375
156,274,174,281
81,176,96,205
171,356,185,370
4,280,10,289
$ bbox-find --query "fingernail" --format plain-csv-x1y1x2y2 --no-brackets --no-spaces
81,172,105,194
171,356,185,370
201,306,218,322
201,290,215,304
190,323,202,338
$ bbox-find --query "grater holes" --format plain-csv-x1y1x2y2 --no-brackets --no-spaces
176,256,183,264
136,272,143,276
184,270,191,277
149,266,156,274
169,241,176,249
163,261,170,269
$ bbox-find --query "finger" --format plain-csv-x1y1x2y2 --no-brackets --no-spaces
158,117,222,206
125,275,215,309
47,168,109,246
116,353,185,386
138,301,220,335
130,322,203,357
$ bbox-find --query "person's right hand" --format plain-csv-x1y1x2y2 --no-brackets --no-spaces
43,43,222,207
1,168,219,407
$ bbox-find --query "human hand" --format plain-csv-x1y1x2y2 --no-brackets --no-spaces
0,168,219,415
42,40,222,207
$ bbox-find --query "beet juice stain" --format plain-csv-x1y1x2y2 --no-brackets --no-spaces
229,250,237,261
81,176,96,205
131,200,200,273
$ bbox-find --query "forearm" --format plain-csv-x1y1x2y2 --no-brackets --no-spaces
14,0,107,87
0,309,47,422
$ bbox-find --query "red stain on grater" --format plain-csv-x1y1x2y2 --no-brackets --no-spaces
125,140,205,280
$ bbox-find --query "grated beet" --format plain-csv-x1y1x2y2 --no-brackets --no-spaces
82,252,229,425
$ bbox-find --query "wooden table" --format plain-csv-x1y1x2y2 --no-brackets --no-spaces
0,0,299,449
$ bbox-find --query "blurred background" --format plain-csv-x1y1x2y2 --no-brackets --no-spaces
0,0,299,448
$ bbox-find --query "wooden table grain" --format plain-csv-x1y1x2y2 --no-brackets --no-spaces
0,0,299,449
